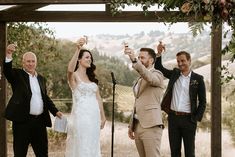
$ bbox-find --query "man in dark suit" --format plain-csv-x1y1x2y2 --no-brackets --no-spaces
154,43,206,157
3,44,63,157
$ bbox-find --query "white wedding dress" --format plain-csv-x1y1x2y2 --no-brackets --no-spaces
65,81,101,157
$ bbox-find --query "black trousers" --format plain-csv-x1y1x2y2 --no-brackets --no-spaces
168,113,197,157
12,115,48,157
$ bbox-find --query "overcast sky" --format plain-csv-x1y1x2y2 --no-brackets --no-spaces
1,4,207,39
39,4,208,39
46,22,192,39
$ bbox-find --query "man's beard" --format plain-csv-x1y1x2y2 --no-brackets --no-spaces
142,61,150,68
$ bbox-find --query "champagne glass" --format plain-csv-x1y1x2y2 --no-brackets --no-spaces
76,35,88,48
83,35,88,44
157,41,165,54
122,41,130,54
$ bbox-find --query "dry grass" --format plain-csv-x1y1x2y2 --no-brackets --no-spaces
7,121,235,157
116,85,135,112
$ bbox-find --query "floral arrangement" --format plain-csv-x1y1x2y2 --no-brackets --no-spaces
180,0,234,22
190,80,199,86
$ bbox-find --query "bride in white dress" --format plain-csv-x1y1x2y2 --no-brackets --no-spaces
65,37,106,157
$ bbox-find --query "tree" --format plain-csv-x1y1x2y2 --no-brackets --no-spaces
7,22,61,98
7,22,58,68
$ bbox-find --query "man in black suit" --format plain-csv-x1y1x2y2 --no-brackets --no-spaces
3,44,63,157
154,43,206,157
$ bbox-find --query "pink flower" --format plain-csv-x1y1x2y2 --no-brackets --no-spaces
181,2,192,13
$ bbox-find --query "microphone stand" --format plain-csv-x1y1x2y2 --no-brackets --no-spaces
110,72,116,157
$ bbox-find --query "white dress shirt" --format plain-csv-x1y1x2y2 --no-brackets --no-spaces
171,72,191,113
28,72,44,115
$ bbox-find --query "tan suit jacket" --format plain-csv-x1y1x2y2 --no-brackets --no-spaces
129,60,164,130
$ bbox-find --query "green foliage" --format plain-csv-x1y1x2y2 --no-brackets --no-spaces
110,0,185,15
47,129,67,142
7,22,58,69
110,0,152,15
92,47,137,86
189,22,205,37
44,39,74,98
103,101,130,123
221,63,235,84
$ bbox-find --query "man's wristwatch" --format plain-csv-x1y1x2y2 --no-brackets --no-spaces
132,58,137,63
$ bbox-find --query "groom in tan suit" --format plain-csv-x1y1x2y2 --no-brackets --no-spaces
125,47,164,157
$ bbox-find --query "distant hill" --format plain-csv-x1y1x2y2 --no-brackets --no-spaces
194,60,235,102
194,60,235,83
67,29,230,63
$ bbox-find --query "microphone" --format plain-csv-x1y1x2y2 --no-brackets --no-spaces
111,72,116,85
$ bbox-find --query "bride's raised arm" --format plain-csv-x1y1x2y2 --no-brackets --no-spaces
67,38,86,89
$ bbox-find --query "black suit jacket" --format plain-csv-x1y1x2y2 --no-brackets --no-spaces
3,61,58,127
154,56,206,123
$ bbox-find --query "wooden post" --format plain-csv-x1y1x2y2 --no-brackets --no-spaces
0,22,7,157
211,21,222,157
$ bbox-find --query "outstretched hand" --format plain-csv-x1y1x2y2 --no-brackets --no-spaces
6,44,16,58
76,37,87,50
124,47,136,62
156,41,165,56
56,111,63,119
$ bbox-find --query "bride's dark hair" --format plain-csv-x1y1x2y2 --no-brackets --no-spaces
74,49,98,84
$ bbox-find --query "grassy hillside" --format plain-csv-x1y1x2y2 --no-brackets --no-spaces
116,85,135,112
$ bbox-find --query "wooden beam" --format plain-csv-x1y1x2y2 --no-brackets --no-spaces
0,0,109,4
0,11,206,22
211,21,222,157
105,3,111,14
4,4,48,12
0,22,7,157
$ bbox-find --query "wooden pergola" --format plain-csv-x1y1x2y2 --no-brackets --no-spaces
0,1,222,157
